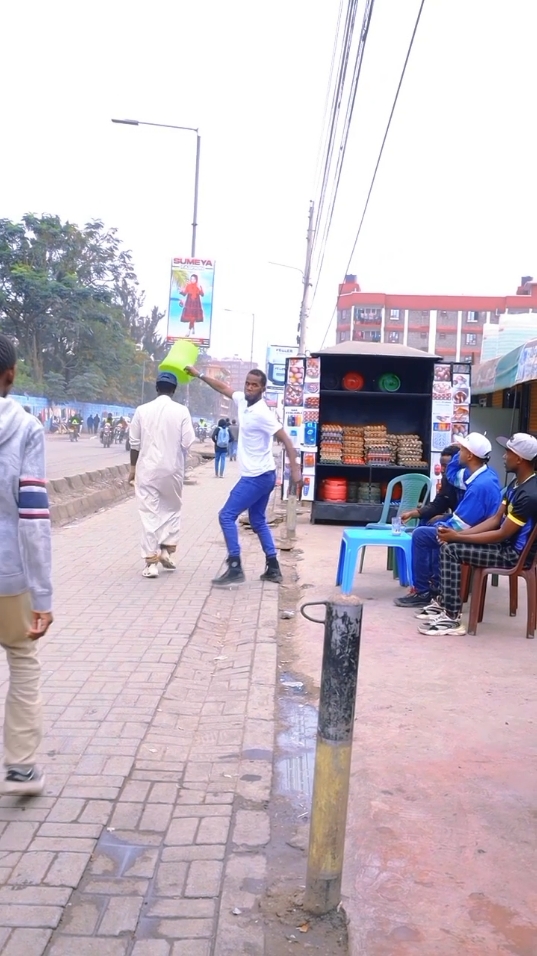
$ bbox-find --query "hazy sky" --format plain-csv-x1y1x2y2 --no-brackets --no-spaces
2,1,535,364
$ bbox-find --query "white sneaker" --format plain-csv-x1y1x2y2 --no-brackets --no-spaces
415,599,443,620
3,766,45,796
142,563,159,578
417,612,466,636
159,549,176,571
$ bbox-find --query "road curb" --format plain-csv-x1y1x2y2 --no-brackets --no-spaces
47,454,205,526
47,463,132,526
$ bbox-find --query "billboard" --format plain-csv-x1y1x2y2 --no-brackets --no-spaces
266,344,298,387
167,256,215,346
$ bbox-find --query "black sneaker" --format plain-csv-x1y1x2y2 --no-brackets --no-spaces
3,766,45,796
260,558,283,584
393,591,432,608
212,558,245,587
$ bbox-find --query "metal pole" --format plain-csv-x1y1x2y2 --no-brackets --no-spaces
300,595,363,915
250,313,255,365
298,200,315,355
192,132,201,257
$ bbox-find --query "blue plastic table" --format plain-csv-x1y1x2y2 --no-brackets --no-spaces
336,527,413,595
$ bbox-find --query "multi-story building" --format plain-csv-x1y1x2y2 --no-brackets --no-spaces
203,355,255,393
336,276,537,362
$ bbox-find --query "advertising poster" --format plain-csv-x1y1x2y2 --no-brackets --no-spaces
281,355,319,501
430,362,471,490
167,256,215,346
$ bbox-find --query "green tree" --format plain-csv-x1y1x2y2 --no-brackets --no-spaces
43,372,67,403
67,370,107,402
0,213,167,406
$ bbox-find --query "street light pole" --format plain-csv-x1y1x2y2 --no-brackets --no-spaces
112,118,201,257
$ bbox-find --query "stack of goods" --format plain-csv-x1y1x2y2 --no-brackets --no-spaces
346,481,360,503
364,425,392,466
357,481,381,504
342,426,365,465
320,424,343,463
320,477,347,501
397,434,427,468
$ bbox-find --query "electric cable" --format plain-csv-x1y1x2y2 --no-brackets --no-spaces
319,0,427,349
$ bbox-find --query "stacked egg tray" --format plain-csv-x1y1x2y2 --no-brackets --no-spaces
397,435,427,468
364,425,392,466
342,425,365,465
320,424,343,463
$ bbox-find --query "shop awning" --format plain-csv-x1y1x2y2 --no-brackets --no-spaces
472,337,537,394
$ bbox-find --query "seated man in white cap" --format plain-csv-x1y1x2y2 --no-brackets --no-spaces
417,432,537,636
395,433,502,611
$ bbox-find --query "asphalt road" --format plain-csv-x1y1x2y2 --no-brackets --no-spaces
45,434,129,479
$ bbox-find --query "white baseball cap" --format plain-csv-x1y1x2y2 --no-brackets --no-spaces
456,432,492,459
497,433,537,461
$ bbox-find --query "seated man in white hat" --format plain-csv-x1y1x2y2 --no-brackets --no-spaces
418,433,537,636
395,433,502,615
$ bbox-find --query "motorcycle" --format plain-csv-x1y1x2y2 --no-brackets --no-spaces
102,423,113,448
68,423,80,442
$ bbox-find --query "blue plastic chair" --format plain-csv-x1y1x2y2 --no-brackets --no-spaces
358,473,432,574
336,528,413,595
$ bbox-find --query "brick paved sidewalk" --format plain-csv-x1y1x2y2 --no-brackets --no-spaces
0,462,279,955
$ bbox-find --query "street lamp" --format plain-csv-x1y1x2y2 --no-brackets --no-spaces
223,309,255,365
111,118,201,256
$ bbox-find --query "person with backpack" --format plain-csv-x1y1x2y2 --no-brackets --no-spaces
212,418,230,478
228,419,239,461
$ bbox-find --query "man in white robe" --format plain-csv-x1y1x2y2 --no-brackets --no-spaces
128,371,196,578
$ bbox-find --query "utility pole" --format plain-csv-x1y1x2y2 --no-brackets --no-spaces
298,200,315,355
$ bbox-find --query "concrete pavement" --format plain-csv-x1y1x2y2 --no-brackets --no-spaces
292,520,537,956
0,461,278,955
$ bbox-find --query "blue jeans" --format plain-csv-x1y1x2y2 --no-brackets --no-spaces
411,525,441,595
215,447,227,476
219,470,277,559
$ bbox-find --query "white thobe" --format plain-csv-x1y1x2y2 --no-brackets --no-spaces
129,395,196,559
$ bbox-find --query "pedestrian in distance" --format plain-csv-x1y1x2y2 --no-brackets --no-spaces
212,418,229,478
185,364,302,586
129,371,196,578
0,334,53,796
228,419,239,461
93,413,100,435
87,414,94,434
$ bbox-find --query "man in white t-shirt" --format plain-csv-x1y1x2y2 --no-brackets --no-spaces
186,366,302,585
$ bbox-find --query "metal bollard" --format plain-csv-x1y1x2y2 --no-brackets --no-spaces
300,595,363,915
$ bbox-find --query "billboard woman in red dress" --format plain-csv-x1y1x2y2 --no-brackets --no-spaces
180,274,204,336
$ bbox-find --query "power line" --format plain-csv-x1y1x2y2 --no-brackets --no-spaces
313,0,360,264
311,0,377,313
312,0,346,192
320,0,427,349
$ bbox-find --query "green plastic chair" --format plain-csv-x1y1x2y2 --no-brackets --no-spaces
358,473,432,574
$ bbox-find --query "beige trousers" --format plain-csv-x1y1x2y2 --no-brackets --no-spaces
0,594,42,767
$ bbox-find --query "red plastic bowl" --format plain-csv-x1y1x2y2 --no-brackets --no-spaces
342,372,365,391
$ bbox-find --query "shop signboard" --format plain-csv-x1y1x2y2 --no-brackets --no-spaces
167,256,215,346
266,345,298,387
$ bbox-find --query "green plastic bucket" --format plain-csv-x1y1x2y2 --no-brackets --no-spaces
159,339,199,384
